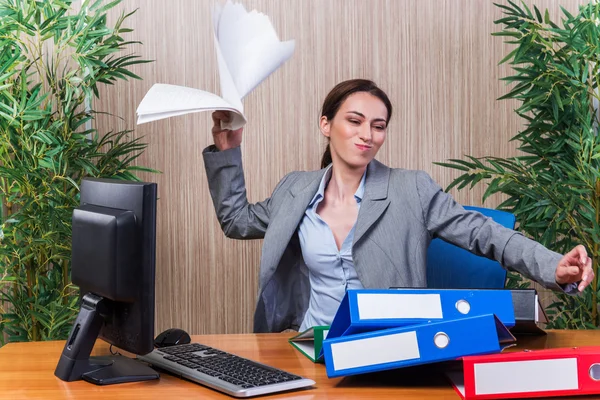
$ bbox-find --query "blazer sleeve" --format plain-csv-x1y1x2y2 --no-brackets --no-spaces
415,171,578,293
202,145,292,240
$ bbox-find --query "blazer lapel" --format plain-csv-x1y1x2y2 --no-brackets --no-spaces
259,169,325,282
353,159,391,246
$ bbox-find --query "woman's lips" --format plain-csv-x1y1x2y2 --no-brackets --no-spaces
355,144,372,151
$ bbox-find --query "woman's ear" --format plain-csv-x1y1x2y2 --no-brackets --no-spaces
320,116,330,138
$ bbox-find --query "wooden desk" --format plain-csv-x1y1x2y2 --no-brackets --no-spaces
0,330,597,399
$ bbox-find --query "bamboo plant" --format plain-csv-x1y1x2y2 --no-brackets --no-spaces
0,0,156,344
437,0,600,329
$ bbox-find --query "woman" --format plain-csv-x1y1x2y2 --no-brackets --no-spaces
203,79,593,333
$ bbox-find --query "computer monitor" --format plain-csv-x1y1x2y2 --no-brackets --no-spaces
54,177,159,385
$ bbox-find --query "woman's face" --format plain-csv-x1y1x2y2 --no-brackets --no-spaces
320,92,388,170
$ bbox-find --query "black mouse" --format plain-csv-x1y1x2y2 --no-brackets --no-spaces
154,328,191,348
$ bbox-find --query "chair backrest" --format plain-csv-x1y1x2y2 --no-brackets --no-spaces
426,206,516,289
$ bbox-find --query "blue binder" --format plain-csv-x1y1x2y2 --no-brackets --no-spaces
326,288,516,341
322,313,515,378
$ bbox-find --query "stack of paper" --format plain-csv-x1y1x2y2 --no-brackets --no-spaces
136,0,295,130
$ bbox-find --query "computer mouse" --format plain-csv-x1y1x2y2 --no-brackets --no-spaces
154,328,191,348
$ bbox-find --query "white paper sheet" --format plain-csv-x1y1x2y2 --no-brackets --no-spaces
136,0,295,130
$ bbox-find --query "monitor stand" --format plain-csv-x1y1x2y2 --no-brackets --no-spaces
54,293,159,385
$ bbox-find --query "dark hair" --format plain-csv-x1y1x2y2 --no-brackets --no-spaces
320,79,393,168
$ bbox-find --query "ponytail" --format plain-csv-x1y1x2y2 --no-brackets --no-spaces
321,143,332,168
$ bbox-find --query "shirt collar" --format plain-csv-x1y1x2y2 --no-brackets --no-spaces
308,165,367,208
355,169,366,203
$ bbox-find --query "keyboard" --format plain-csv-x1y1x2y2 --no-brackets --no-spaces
137,343,315,397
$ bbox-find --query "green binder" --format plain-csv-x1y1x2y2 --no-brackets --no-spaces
288,326,330,363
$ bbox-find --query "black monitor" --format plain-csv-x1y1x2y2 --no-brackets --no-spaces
54,177,159,385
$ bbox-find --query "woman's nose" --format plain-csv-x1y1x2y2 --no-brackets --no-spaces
358,127,372,142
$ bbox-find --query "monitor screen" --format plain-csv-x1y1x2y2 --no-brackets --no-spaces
55,177,159,385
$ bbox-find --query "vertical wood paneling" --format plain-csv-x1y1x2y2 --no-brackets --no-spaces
94,0,585,334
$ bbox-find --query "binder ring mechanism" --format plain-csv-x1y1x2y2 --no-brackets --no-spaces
434,332,450,349
455,299,471,315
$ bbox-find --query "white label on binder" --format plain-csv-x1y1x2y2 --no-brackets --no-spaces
356,293,443,320
330,331,420,371
474,358,578,395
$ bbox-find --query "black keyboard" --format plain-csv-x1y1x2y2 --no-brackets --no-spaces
138,343,315,397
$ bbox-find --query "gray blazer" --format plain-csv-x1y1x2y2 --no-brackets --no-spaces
203,145,568,333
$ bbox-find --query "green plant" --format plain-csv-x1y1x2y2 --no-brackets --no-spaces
0,0,156,344
436,0,600,329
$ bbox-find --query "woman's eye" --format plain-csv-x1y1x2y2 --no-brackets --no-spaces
349,119,360,124
374,125,385,130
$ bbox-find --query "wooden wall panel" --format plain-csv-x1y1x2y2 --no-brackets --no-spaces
94,0,586,334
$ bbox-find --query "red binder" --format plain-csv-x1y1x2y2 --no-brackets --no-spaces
447,346,600,399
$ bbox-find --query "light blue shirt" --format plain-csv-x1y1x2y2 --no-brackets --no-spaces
298,165,366,331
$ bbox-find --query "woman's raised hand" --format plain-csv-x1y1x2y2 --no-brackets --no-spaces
211,111,244,151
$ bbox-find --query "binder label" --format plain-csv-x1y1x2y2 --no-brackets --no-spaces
357,293,443,319
474,358,579,395
330,331,420,371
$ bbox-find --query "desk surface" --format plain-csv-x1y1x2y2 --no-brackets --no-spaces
0,330,597,399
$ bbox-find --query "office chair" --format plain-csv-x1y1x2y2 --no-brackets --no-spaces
426,206,516,289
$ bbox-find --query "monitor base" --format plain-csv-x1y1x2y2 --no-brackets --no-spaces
54,293,158,385
82,355,159,385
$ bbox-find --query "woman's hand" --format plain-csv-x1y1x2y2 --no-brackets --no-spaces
555,244,594,292
211,111,243,151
